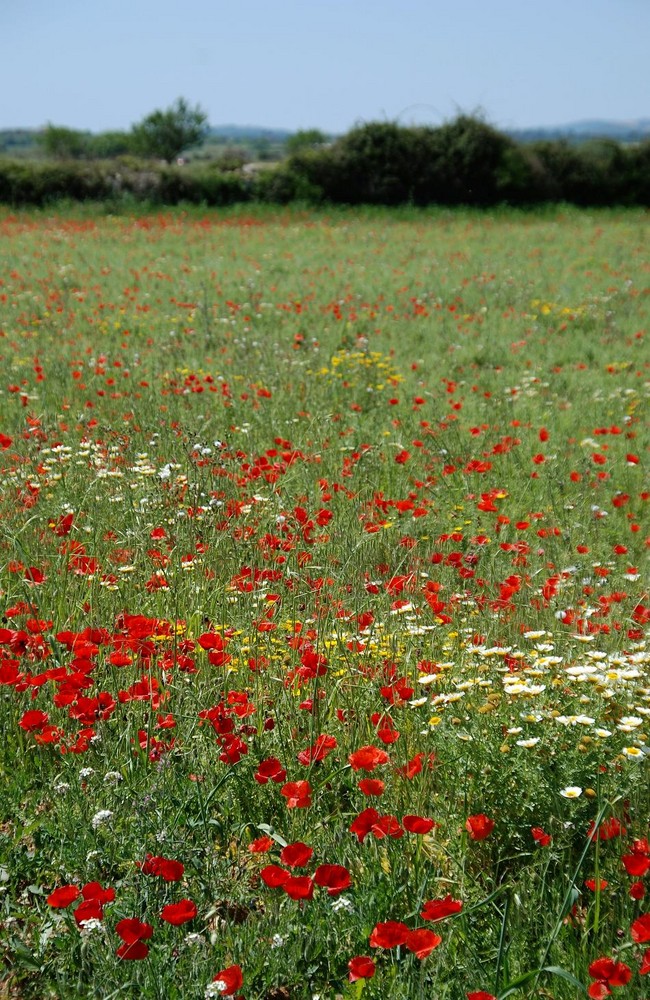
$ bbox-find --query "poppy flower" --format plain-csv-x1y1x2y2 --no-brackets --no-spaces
369,921,409,948
282,875,314,900
371,814,404,839
138,854,184,881
313,864,351,896
403,814,436,835
350,807,381,843
297,733,337,765
465,814,494,841
348,746,389,772
74,899,104,925
531,826,552,847
467,993,497,1000
254,757,287,784
587,956,631,997
260,865,290,888
281,780,311,808
404,928,442,959
160,898,198,925
115,918,154,944
280,842,313,868
631,913,650,943
19,709,49,732
348,955,376,981
640,949,650,975
421,894,463,922
47,885,81,908
358,778,385,796
248,835,273,853
116,940,149,960
211,965,243,997
622,853,650,877
81,881,115,905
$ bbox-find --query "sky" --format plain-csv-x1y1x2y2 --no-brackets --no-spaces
2,0,649,134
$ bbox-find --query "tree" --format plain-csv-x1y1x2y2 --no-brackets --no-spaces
285,129,328,155
131,98,208,162
38,124,89,160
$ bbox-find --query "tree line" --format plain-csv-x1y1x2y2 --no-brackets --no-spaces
1,98,649,207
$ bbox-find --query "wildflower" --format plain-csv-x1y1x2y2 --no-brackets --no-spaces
587,956,631,997
404,927,442,958
79,918,106,939
559,786,582,799
313,864,351,896
348,746,389,771
91,809,113,830
465,814,495,841
209,964,243,997
421,895,463,922
280,842,313,868
369,921,409,948
348,955,375,981
531,826,552,847
103,771,123,785
160,899,198,925
47,885,81,908
631,913,650,943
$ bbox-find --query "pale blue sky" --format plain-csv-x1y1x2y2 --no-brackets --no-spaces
2,0,648,132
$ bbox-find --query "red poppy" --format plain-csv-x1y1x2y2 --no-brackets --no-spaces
115,918,154,944
248,835,273,853
138,854,184,881
348,955,376,981
404,927,442,959
467,993,497,1000
211,965,243,997
19,709,49,732
369,921,409,948
403,814,436,835
465,814,494,841
631,914,650,943
622,853,650,877
281,780,312,808
585,879,608,892
74,899,104,925
116,940,149,960
358,778,385,796
421,894,463,922
81,881,115,905
160,898,197,925
282,875,314,900
297,733,337,765
640,949,650,975
630,881,645,900
348,746,389,772
280,842,313,868
260,865,290,888
531,826,552,847
254,757,287,784
47,885,81,908
350,807,381,843
371,814,404,839
313,864,351,896
588,956,631,997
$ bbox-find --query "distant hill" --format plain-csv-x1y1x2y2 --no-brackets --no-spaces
207,124,293,142
507,119,650,144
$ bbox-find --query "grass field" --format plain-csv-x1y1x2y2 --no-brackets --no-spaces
0,205,648,999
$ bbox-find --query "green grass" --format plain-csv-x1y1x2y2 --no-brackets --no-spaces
0,205,648,999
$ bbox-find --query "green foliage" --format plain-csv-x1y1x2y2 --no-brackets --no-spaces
285,128,329,155
86,131,135,159
131,97,208,163
37,124,90,160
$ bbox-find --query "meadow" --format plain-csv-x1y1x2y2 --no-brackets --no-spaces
0,205,648,1000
